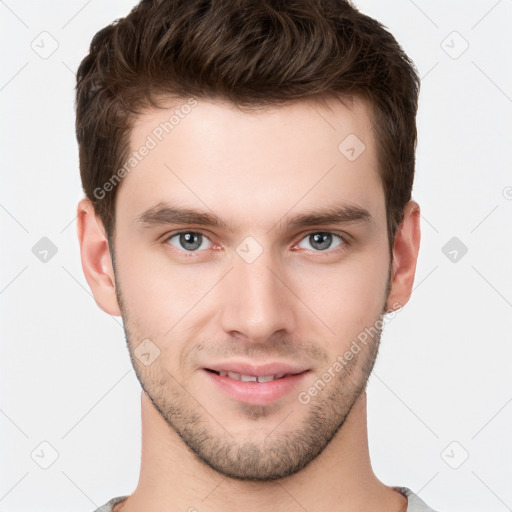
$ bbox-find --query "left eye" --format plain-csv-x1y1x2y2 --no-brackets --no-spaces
297,232,344,252
166,232,213,252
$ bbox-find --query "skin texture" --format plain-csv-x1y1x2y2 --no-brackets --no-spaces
77,96,420,512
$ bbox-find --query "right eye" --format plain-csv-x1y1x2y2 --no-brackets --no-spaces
165,231,213,252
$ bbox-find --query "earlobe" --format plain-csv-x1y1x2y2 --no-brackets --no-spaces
385,200,421,313
76,198,122,316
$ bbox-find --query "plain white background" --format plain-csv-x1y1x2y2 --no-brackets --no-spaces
0,1,511,511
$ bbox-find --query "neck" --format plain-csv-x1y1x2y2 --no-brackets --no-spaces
116,391,406,512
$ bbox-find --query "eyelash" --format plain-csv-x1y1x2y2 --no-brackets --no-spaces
162,230,349,257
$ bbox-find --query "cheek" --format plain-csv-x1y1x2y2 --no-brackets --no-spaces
115,228,389,353
293,244,389,343
114,238,216,336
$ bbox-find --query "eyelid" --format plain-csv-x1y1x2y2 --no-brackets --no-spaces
298,229,349,242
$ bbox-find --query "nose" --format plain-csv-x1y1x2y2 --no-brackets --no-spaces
218,249,297,344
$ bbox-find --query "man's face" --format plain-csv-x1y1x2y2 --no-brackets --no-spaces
111,96,391,480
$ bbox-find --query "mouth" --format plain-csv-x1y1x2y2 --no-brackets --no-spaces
202,364,310,405
205,368,296,383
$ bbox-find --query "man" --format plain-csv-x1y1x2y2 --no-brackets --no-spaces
75,0,436,510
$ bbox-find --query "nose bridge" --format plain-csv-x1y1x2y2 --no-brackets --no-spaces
219,245,296,342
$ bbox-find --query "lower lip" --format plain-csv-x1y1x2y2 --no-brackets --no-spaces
203,369,310,406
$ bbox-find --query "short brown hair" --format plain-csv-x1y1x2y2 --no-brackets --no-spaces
75,0,420,251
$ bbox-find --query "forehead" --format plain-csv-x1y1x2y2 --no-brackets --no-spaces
116,95,383,230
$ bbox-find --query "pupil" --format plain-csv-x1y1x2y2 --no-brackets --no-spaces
311,233,331,250
181,232,201,251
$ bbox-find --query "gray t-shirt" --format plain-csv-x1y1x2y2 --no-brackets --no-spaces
92,486,438,511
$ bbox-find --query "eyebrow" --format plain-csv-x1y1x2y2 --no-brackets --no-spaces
135,201,373,232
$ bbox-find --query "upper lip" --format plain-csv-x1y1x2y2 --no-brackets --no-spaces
204,361,309,377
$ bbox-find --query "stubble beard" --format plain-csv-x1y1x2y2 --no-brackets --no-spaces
112,250,391,482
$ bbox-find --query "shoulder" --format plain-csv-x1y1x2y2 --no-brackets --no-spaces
91,496,128,512
393,486,440,512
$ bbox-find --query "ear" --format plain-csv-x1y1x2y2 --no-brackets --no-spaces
386,200,421,312
76,198,121,316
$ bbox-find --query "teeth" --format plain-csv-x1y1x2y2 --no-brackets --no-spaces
217,371,287,382
256,375,275,383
